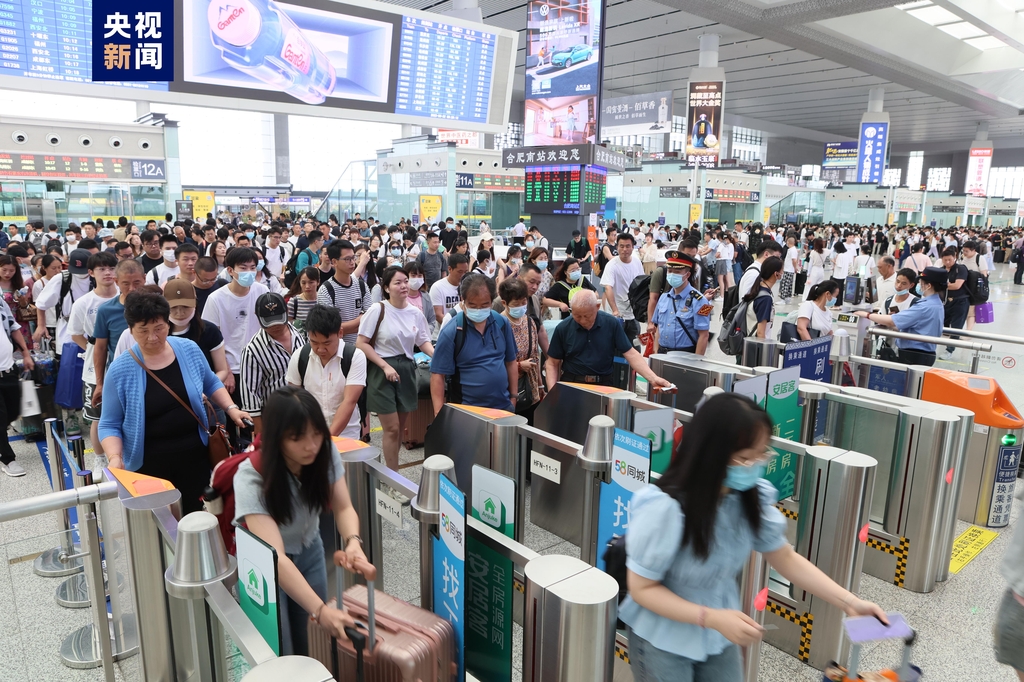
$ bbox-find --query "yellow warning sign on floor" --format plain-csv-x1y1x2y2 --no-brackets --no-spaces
949,526,999,574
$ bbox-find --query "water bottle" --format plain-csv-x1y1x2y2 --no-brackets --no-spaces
207,0,337,104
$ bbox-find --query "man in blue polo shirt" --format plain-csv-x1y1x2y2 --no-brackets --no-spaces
545,288,673,390
430,273,518,413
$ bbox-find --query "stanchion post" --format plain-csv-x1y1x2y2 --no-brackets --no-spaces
577,416,615,566
410,455,455,612
77,469,115,682
338,444,384,590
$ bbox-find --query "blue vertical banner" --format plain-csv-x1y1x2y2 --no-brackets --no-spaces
988,445,1021,527
596,429,651,572
783,336,832,382
434,474,466,680
857,121,889,184
92,0,174,82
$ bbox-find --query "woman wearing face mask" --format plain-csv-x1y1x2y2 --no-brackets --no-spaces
621,393,886,682
163,279,231,390
795,281,838,341
286,267,320,336
356,266,434,474
252,248,284,295
0,255,31,350
499,245,523,282
527,247,553,298
404,261,436,333
743,256,783,346
544,257,596,314
499,277,543,421
32,255,61,344
853,266,947,367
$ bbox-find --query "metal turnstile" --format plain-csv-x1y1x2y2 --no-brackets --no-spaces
823,389,972,592
766,446,876,670
648,353,751,413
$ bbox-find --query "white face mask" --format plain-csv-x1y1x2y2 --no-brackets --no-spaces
409,277,424,291
66,234,77,242
163,249,177,262
170,310,195,327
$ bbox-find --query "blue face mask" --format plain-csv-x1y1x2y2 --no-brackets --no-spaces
236,270,256,288
524,241,535,249
568,269,581,282
508,305,527,319
536,260,548,271
666,273,684,288
725,463,764,491
826,297,836,308
245,231,254,240
465,307,490,323
390,248,402,257
915,283,923,296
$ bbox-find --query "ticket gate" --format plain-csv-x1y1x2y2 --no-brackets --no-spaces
647,352,751,412
920,370,1024,528
822,389,973,592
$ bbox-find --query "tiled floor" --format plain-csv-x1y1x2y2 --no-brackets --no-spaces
2,262,1024,682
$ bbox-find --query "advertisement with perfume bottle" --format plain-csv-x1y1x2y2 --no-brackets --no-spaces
685,81,723,168
600,90,673,138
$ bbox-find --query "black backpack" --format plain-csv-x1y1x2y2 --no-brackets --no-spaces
53,270,81,322
964,263,990,305
296,342,356,381
320,276,368,307
719,283,740,321
627,267,666,323
718,288,771,356
282,249,305,289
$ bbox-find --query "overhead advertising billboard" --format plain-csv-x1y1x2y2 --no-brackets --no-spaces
599,90,673,139
685,81,723,168
965,147,992,197
0,0,518,132
857,122,889,184
523,0,604,147
822,141,858,169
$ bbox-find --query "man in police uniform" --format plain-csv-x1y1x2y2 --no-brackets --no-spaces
650,251,713,355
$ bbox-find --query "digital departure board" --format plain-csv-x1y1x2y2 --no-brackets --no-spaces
0,153,165,180
395,17,494,123
583,165,606,207
525,164,581,215
0,0,166,89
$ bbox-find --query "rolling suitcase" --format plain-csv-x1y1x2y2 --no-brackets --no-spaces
307,566,456,681
402,397,433,450
823,613,921,682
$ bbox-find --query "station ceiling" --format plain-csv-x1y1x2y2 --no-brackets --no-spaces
398,0,1024,147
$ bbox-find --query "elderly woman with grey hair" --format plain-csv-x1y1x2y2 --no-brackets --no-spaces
544,288,674,390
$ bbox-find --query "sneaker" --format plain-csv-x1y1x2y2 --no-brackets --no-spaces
941,350,955,360
2,461,26,477
64,413,82,436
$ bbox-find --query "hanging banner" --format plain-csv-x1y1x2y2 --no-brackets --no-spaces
857,121,889,184
685,81,724,168
965,147,993,198
419,196,443,225
732,375,767,408
236,527,281,655
434,474,466,679
633,408,674,475
596,429,651,572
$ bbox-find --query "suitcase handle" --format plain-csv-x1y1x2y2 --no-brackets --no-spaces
344,625,366,680
337,559,377,654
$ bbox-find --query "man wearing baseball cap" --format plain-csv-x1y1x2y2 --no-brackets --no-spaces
36,248,94,353
239,292,304,434
650,251,714,355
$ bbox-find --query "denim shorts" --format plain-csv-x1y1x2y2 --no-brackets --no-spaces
994,589,1024,671
627,628,742,682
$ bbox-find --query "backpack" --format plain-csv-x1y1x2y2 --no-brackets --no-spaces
320,276,368,308
1012,247,1023,265
627,267,666,323
283,247,316,289
964,262,990,305
53,270,76,322
594,242,612,276
296,340,356,382
446,310,504,403
736,242,754,270
204,443,264,556
719,284,740,321
718,288,771,355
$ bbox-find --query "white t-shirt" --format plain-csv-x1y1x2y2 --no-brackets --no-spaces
35,272,92,349
852,254,875,279
67,289,117,384
600,256,644,320
833,250,855,278
357,300,431,359
264,243,286,278
876,274,896,309
738,262,762,299
113,327,133,359
285,342,367,439
429,278,461,318
715,242,734,262
783,247,800,273
797,301,834,336
148,262,180,286
512,222,526,238
200,282,269,373
33,277,56,327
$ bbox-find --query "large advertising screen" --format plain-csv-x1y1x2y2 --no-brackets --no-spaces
600,90,673,139
0,0,517,132
523,0,603,146
685,81,723,168
965,147,992,197
822,141,858,169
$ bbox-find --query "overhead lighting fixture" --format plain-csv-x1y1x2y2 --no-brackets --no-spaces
906,5,962,24
938,22,987,39
895,1,932,8
965,35,1008,49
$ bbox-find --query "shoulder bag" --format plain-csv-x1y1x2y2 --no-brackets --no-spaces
128,349,232,465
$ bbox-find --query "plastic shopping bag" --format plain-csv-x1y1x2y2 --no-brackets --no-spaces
54,341,84,410
20,374,40,417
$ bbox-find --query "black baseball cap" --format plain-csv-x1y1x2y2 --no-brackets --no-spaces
255,292,287,327
67,248,91,275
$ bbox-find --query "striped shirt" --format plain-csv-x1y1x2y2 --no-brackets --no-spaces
239,324,306,416
316,276,371,343
288,296,317,336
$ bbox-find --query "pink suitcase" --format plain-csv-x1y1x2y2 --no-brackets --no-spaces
307,569,456,681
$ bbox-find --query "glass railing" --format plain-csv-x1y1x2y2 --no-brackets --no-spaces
769,191,824,225
313,159,378,221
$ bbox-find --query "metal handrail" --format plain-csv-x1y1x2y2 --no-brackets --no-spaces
867,327,992,351
941,327,1024,346
0,481,117,522
842,353,916,371
517,424,582,456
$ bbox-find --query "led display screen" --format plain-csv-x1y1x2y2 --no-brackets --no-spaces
525,163,605,215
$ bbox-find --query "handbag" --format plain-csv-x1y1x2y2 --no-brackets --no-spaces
19,373,40,417
778,321,819,344
54,341,84,409
514,318,535,411
128,349,233,466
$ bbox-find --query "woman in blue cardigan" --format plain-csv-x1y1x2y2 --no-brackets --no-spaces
99,290,250,513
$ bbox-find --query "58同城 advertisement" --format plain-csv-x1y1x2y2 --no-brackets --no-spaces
685,81,723,168
523,0,603,146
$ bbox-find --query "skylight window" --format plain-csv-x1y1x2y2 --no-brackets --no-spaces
938,22,987,39
965,35,1008,49
895,1,932,9
906,5,962,25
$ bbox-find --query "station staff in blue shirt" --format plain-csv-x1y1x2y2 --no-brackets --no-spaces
430,273,518,413
650,251,714,355
853,266,947,367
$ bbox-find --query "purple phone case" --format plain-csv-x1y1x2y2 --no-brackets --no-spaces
844,613,912,644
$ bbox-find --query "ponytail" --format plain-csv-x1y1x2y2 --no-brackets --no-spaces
807,280,839,301
742,256,784,302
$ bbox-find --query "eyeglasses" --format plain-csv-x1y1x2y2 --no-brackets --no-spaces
338,256,356,263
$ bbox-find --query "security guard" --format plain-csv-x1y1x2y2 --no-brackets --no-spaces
853,266,947,366
650,251,714,355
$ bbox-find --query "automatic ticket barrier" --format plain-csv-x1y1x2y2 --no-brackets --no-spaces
648,352,751,412
824,388,973,592
765,446,876,671
921,370,1024,528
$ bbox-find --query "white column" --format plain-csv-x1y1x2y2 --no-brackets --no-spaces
698,34,719,68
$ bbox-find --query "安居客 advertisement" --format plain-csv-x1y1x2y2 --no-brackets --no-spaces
685,81,723,168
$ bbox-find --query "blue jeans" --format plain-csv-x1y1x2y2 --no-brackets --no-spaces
279,533,328,656
627,628,742,682
732,262,743,285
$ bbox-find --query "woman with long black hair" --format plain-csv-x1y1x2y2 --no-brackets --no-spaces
233,386,371,656
621,393,886,681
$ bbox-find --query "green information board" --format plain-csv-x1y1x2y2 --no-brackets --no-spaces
765,366,802,442
465,538,514,682
236,527,280,655
764,445,799,500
